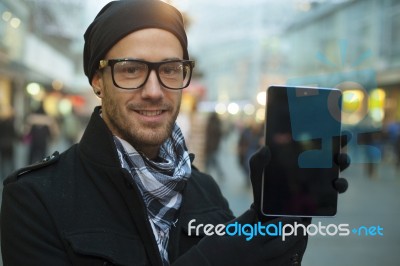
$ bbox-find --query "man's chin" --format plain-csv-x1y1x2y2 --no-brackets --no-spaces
129,130,168,146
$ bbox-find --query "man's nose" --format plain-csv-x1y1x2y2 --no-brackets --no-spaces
141,70,163,99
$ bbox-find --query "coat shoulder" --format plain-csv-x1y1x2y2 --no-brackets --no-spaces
4,151,61,185
3,145,79,187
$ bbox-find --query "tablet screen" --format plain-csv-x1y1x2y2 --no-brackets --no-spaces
261,85,342,217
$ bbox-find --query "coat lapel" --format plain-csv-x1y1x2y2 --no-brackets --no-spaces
79,107,163,266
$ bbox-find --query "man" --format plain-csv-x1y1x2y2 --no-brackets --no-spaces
1,1,349,265
0,106,16,180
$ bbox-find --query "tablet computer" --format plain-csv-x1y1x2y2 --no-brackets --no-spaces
261,85,342,217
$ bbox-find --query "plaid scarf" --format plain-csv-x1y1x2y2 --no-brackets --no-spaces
114,123,191,265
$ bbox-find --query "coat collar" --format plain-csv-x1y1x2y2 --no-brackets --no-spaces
79,106,121,167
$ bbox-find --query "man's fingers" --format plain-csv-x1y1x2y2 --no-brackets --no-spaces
333,177,348,193
335,153,351,171
249,146,270,178
340,130,352,148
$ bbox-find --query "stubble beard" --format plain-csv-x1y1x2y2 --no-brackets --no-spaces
102,94,180,153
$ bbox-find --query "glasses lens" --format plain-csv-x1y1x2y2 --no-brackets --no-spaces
113,61,148,89
159,61,192,89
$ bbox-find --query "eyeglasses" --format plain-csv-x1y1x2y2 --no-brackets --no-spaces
99,58,195,90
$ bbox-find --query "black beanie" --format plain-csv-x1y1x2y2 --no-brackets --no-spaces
83,0,189,85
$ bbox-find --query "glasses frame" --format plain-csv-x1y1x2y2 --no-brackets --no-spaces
99,58,195,90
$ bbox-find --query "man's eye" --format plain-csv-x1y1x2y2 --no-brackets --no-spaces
161,64,182,75
124,66,139,73
117,63,146,75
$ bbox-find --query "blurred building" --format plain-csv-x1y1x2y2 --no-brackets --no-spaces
282,0,400,129
2,0,398,133
186,0,299,106
184,0,399,129
0,0,97,135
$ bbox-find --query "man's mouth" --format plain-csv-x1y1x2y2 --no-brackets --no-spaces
137,110,163,116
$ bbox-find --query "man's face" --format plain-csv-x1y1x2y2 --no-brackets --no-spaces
92,28,184,159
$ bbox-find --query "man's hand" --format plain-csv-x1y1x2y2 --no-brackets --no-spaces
333,131,352,193
248,145,270,217
249,131,352,218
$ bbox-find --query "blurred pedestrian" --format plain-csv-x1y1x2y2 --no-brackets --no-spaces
385,121,400,168
24,103,59,164
205,112,224,180
237,120,264,187
0,105,16,180
360,130,383,179
62,109,83,146
394,127,400,170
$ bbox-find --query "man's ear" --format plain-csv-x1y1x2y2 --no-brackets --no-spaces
91,71,104,98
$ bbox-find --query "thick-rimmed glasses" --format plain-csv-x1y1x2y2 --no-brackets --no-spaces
99,59,195,90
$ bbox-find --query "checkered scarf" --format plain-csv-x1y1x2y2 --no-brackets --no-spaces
114,123,191,265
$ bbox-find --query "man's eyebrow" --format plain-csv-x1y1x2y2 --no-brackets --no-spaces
162,57,182,61
112,57,183,61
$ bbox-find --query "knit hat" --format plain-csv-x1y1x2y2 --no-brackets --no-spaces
83,0,189,85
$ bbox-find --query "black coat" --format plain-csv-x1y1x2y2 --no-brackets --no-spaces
1,107,234,265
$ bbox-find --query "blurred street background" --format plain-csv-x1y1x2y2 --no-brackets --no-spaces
0,0,400,265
